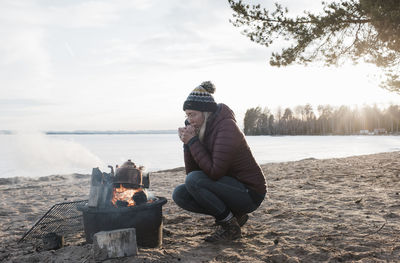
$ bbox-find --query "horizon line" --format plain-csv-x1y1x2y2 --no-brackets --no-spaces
0,130,177,135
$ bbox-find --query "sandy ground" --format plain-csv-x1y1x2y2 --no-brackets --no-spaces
1,152,400,262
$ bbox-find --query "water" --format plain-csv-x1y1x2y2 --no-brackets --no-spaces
0,133,399,178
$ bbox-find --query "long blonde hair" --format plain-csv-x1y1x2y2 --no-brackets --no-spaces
198,112,211,142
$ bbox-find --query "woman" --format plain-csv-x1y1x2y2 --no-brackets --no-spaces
172,81,267,242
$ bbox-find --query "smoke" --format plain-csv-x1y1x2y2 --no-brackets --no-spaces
9,131,104,178
146,190,156,201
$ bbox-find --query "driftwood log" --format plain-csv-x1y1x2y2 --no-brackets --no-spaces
88,168,113,208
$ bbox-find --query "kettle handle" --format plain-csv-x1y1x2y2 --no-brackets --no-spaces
108,165,114,176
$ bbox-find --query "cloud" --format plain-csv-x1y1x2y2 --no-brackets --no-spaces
0,0,53,100
45,1,120,28
89,0,267,70
0,99,53,122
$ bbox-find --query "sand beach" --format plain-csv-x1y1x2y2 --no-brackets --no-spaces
1,151,399,262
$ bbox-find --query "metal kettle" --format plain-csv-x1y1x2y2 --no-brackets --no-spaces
113,160,149,188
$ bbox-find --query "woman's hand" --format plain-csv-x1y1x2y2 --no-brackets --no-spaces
178,127,185,141
178,125,197,144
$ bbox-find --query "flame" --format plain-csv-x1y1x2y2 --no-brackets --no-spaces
111,184,145,207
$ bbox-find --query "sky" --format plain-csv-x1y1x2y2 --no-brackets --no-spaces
1,0,399,131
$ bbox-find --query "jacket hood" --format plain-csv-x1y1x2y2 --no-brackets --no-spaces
207,103,236,128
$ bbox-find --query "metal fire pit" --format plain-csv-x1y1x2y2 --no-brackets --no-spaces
77,197,167,248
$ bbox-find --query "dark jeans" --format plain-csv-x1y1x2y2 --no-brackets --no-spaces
172,170,264,221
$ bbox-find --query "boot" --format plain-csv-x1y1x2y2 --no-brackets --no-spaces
205,217,241,242
235,213,249,227
213,214,248,227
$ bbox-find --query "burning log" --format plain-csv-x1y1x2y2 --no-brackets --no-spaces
111,184,148,207
132,190,147,205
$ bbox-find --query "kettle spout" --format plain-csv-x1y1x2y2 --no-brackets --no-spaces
107,165,114,177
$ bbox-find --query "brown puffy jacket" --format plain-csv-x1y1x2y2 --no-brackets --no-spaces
184,103,267,194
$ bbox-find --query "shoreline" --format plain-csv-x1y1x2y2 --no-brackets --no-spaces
1,150,399,182
1,151,400,262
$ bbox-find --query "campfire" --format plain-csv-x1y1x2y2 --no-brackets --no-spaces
77,159,167,248
112,184,152,207
109,160,152,207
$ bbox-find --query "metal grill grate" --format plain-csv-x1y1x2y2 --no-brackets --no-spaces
19,200,88,243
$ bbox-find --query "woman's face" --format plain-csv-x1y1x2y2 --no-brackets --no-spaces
185,110,204,130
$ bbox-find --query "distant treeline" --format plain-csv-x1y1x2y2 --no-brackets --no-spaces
243,104,400,135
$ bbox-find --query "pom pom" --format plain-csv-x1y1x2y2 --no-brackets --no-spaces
200,81,216,94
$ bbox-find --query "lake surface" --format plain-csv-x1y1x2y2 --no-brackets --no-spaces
1,133,399,178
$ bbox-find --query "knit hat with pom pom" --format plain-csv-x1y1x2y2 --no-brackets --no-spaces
183,81,218,112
